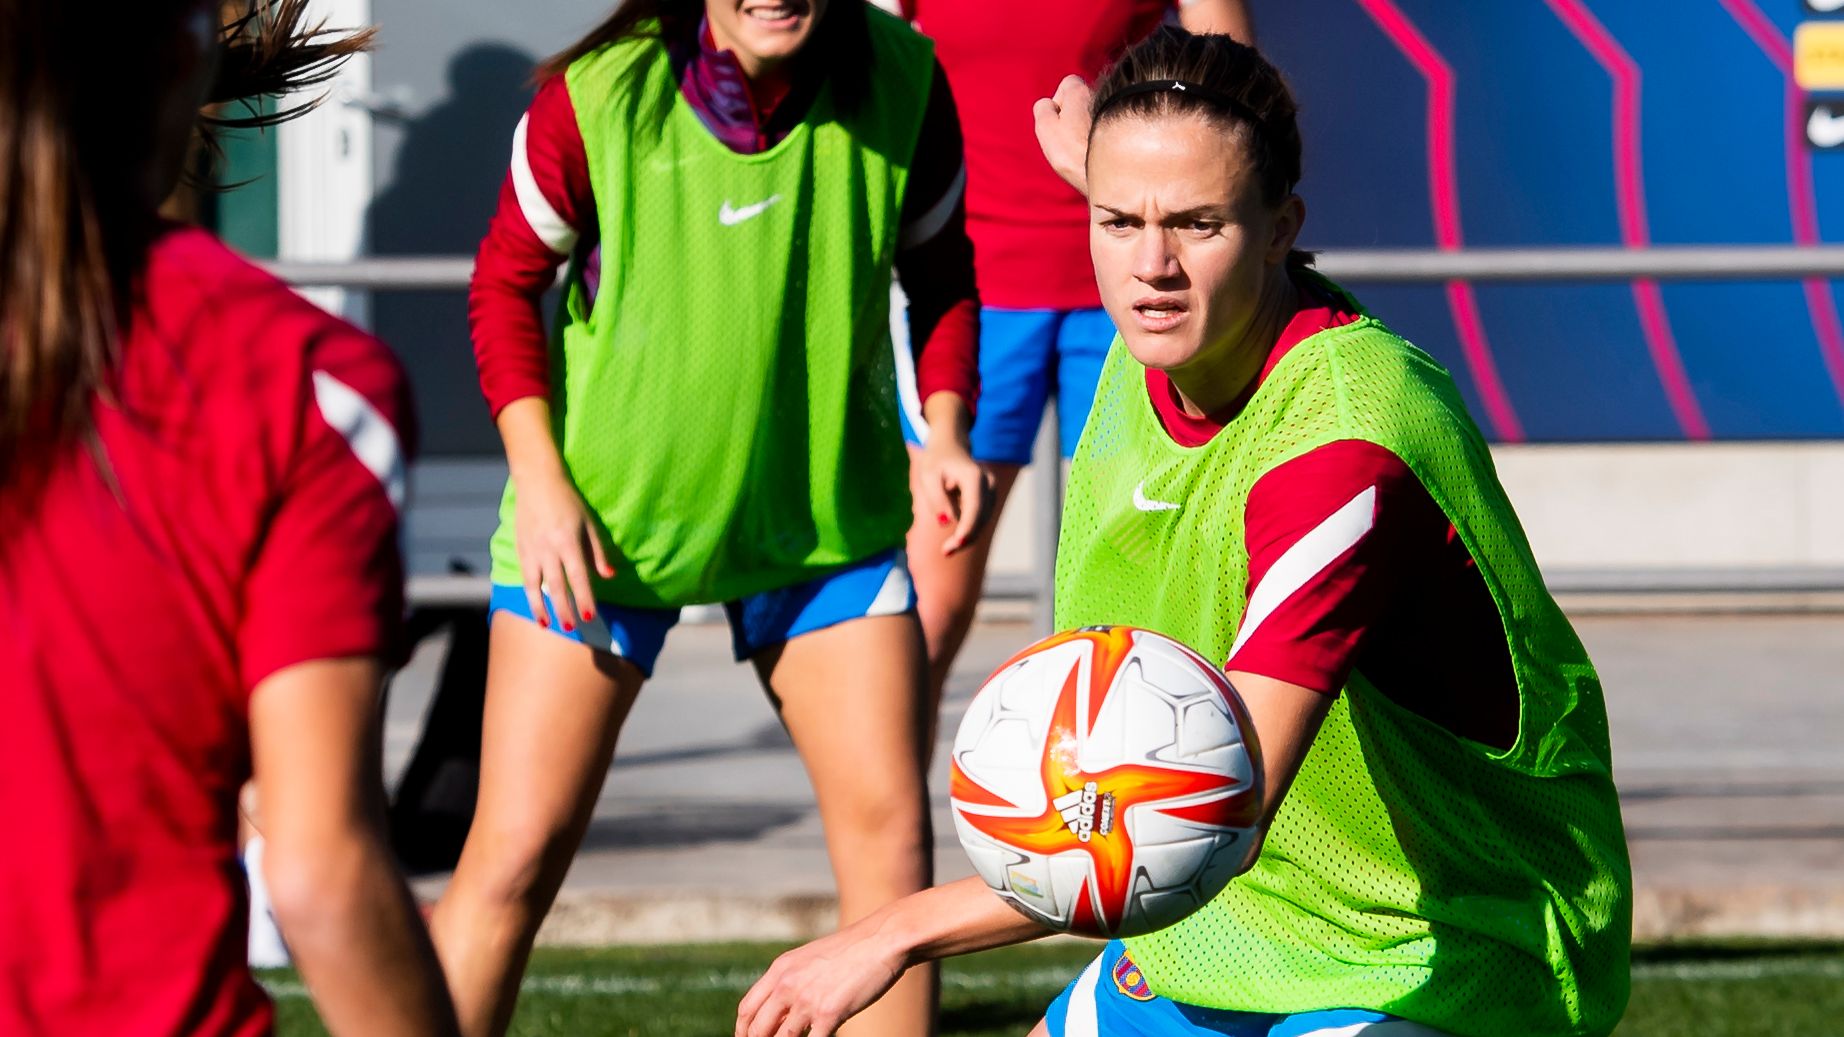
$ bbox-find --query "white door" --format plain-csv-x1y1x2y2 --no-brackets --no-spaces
276,0,374,322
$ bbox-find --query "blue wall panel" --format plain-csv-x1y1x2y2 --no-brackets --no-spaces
1265,0,1844,439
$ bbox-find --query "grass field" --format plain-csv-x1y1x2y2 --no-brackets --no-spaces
264,941,1844,1036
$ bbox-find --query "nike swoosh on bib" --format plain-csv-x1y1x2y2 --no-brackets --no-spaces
718,195,783,226
1132,481,1182,512
1810,0,1844,13
1810,106,1844,148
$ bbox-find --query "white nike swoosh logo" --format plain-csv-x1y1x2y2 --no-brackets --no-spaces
1132,481,1181,512
1810,107,1844,148
1811,0,1844,12
718,195,782,226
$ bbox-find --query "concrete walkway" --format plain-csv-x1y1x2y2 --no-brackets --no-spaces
385,612,1844,945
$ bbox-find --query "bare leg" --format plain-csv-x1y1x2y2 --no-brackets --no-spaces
905,450,1022,731
752,613,937,1037
428,616,645,1037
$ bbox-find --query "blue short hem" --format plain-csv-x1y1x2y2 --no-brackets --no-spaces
485,550,916,675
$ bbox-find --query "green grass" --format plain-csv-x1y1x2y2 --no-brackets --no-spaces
265,941,1844,1036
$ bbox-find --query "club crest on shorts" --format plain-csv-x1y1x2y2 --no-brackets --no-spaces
1111,950,1154,1001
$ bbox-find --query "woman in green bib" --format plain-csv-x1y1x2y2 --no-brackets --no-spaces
435,1,990,1034
739,28,1632,1037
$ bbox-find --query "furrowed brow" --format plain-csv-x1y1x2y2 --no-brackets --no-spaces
1158,205,1232,224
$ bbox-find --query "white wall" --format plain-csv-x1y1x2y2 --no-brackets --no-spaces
1494,443,1844,572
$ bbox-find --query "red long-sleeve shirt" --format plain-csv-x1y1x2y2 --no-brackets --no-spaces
469,19,979,419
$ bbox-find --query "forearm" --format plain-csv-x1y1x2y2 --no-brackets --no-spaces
1223,670,1334,828
875,877,1053,967
496,396,567,484
736,878,1053,1033
468,218,563,419
921,390,974,449
267,837,457,1037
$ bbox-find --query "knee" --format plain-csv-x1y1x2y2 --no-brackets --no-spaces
828,797,933,899
830,783,932,857
454,817,580,914
916,578,981,630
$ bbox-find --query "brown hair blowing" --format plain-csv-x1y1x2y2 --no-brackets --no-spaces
1090,27,1312,268
0,0,371,489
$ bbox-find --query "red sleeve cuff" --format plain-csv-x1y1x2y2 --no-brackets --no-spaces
1225,648,1348,697
243,619,403,694
915,296,979,410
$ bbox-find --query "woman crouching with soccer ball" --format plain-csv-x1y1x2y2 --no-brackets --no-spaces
737,27,1631,1037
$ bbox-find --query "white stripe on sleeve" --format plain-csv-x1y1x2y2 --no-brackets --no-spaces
312,370,406,512
897,161,966,250
510,114,579,256
1228,485,1377,661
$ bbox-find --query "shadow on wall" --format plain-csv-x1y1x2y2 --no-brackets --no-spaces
368,43,539,457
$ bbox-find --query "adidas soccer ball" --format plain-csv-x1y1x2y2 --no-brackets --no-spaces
949,626,1263,939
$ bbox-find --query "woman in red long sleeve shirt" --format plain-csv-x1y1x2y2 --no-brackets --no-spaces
441,2,987,1034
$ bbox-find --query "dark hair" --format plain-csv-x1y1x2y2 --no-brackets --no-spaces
534,0,869,111
0,0,371,487
210,2,379,130
535,0,694,80
1090,27,1310,266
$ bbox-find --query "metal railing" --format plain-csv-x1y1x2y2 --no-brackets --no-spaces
1316,245,1844,282
268,246,1844,619
264,245,1844,289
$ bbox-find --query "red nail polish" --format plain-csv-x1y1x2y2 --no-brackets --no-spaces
583,609,595,621
937,512,951,526
561,621,575,633
538,615,550,629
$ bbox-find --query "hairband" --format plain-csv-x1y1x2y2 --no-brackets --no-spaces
1092,78,1263,130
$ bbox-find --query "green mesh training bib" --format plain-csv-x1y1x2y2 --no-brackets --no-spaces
488,12,933,607
1056,277,1631,1036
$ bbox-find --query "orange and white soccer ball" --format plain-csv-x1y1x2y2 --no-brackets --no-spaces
950,626,1264,939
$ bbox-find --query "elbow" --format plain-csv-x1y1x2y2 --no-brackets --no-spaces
261,834,373,939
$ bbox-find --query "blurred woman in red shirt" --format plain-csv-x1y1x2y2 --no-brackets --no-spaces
0,2,455,1034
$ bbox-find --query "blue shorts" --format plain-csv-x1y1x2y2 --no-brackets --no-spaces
1046,942,1453,1037
899,306,1115,465
487,549,916,677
